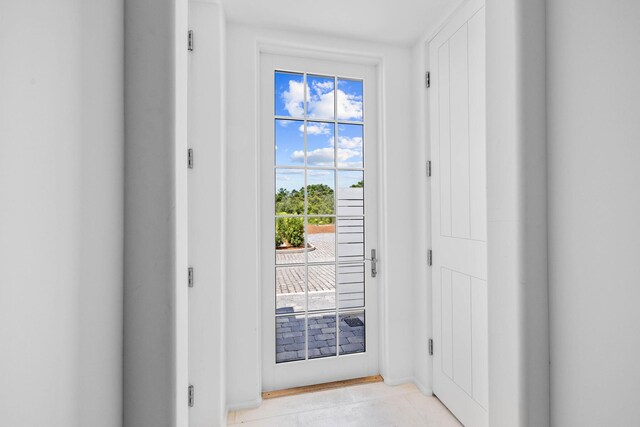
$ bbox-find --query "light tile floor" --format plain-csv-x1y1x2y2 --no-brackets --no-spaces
228,382,462,426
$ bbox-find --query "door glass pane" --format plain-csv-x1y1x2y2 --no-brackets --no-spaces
337,217,364,262
275,119,304,167
275,217,305,265
276,266,306,314
275,169,304,215
337,263,365,309
339,311,365,355
276,314,306,363
274,70,367,363
308,264,336,311
275,71,305,118
337,78,363,121
337,171,364,216
306,170,335,215
308,312,337,359
307,217,335,263
307,75,334,120
307,122,335,167
337,124,363,168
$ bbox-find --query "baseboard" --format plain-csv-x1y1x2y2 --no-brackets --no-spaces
412,378,433,396
382,375,415,387
383,376,433,396
226,395,262,412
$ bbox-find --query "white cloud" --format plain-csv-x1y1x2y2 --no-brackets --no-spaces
303,122,331,135
281,80,305,117
290,147,361,167
337,136,362,149
311,80,334,94
306,148,335,166
306,88,362,121
291,148,334,166
337,148,361,163
336,90,362,120
307,91,335,119
290,150,305,162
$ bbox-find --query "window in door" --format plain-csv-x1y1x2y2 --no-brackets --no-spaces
273,71,367,363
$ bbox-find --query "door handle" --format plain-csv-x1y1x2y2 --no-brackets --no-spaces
364,249,377,278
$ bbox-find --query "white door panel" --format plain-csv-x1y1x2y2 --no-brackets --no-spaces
449,24,471,240
430,1,488,425
260,53,379,391
468,10,488,242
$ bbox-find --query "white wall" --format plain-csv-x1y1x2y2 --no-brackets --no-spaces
188,1,227,425
547,1,640,425
486,0,549,425
224,23,416,406
124,0,188,425
0,1,123,426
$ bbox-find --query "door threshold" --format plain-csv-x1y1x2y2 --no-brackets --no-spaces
262,375,384,399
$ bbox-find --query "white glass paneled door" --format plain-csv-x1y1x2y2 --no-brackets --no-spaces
429,0,489,426
260,53,379,391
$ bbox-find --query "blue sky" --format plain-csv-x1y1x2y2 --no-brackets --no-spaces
275,169,335,193
337,79,363,121
306,122,334,166
336,124,363,168
275,119,303,166
275,72,304,117
338,170,363,189
307,75,334,120
275,169,304,192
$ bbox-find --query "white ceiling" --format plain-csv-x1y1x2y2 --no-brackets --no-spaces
220,0,463,45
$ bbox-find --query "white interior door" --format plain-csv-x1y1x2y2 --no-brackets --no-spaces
260,53,379,391
430,1,488,426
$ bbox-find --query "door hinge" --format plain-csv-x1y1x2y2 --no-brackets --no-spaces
188,30,194,51
425,71,431,88
188,385,194,407
188,267,194,288
426,160,432,177
427,250,433,266
188,148,194,169
429,338,434,356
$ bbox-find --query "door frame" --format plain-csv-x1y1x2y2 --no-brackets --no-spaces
256,43,389,394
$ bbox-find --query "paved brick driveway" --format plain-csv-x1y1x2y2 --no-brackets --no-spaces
276,232,337,295
275,232,336,266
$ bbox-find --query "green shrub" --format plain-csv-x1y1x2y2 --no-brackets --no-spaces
284,217,304,247
276,215,304,248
